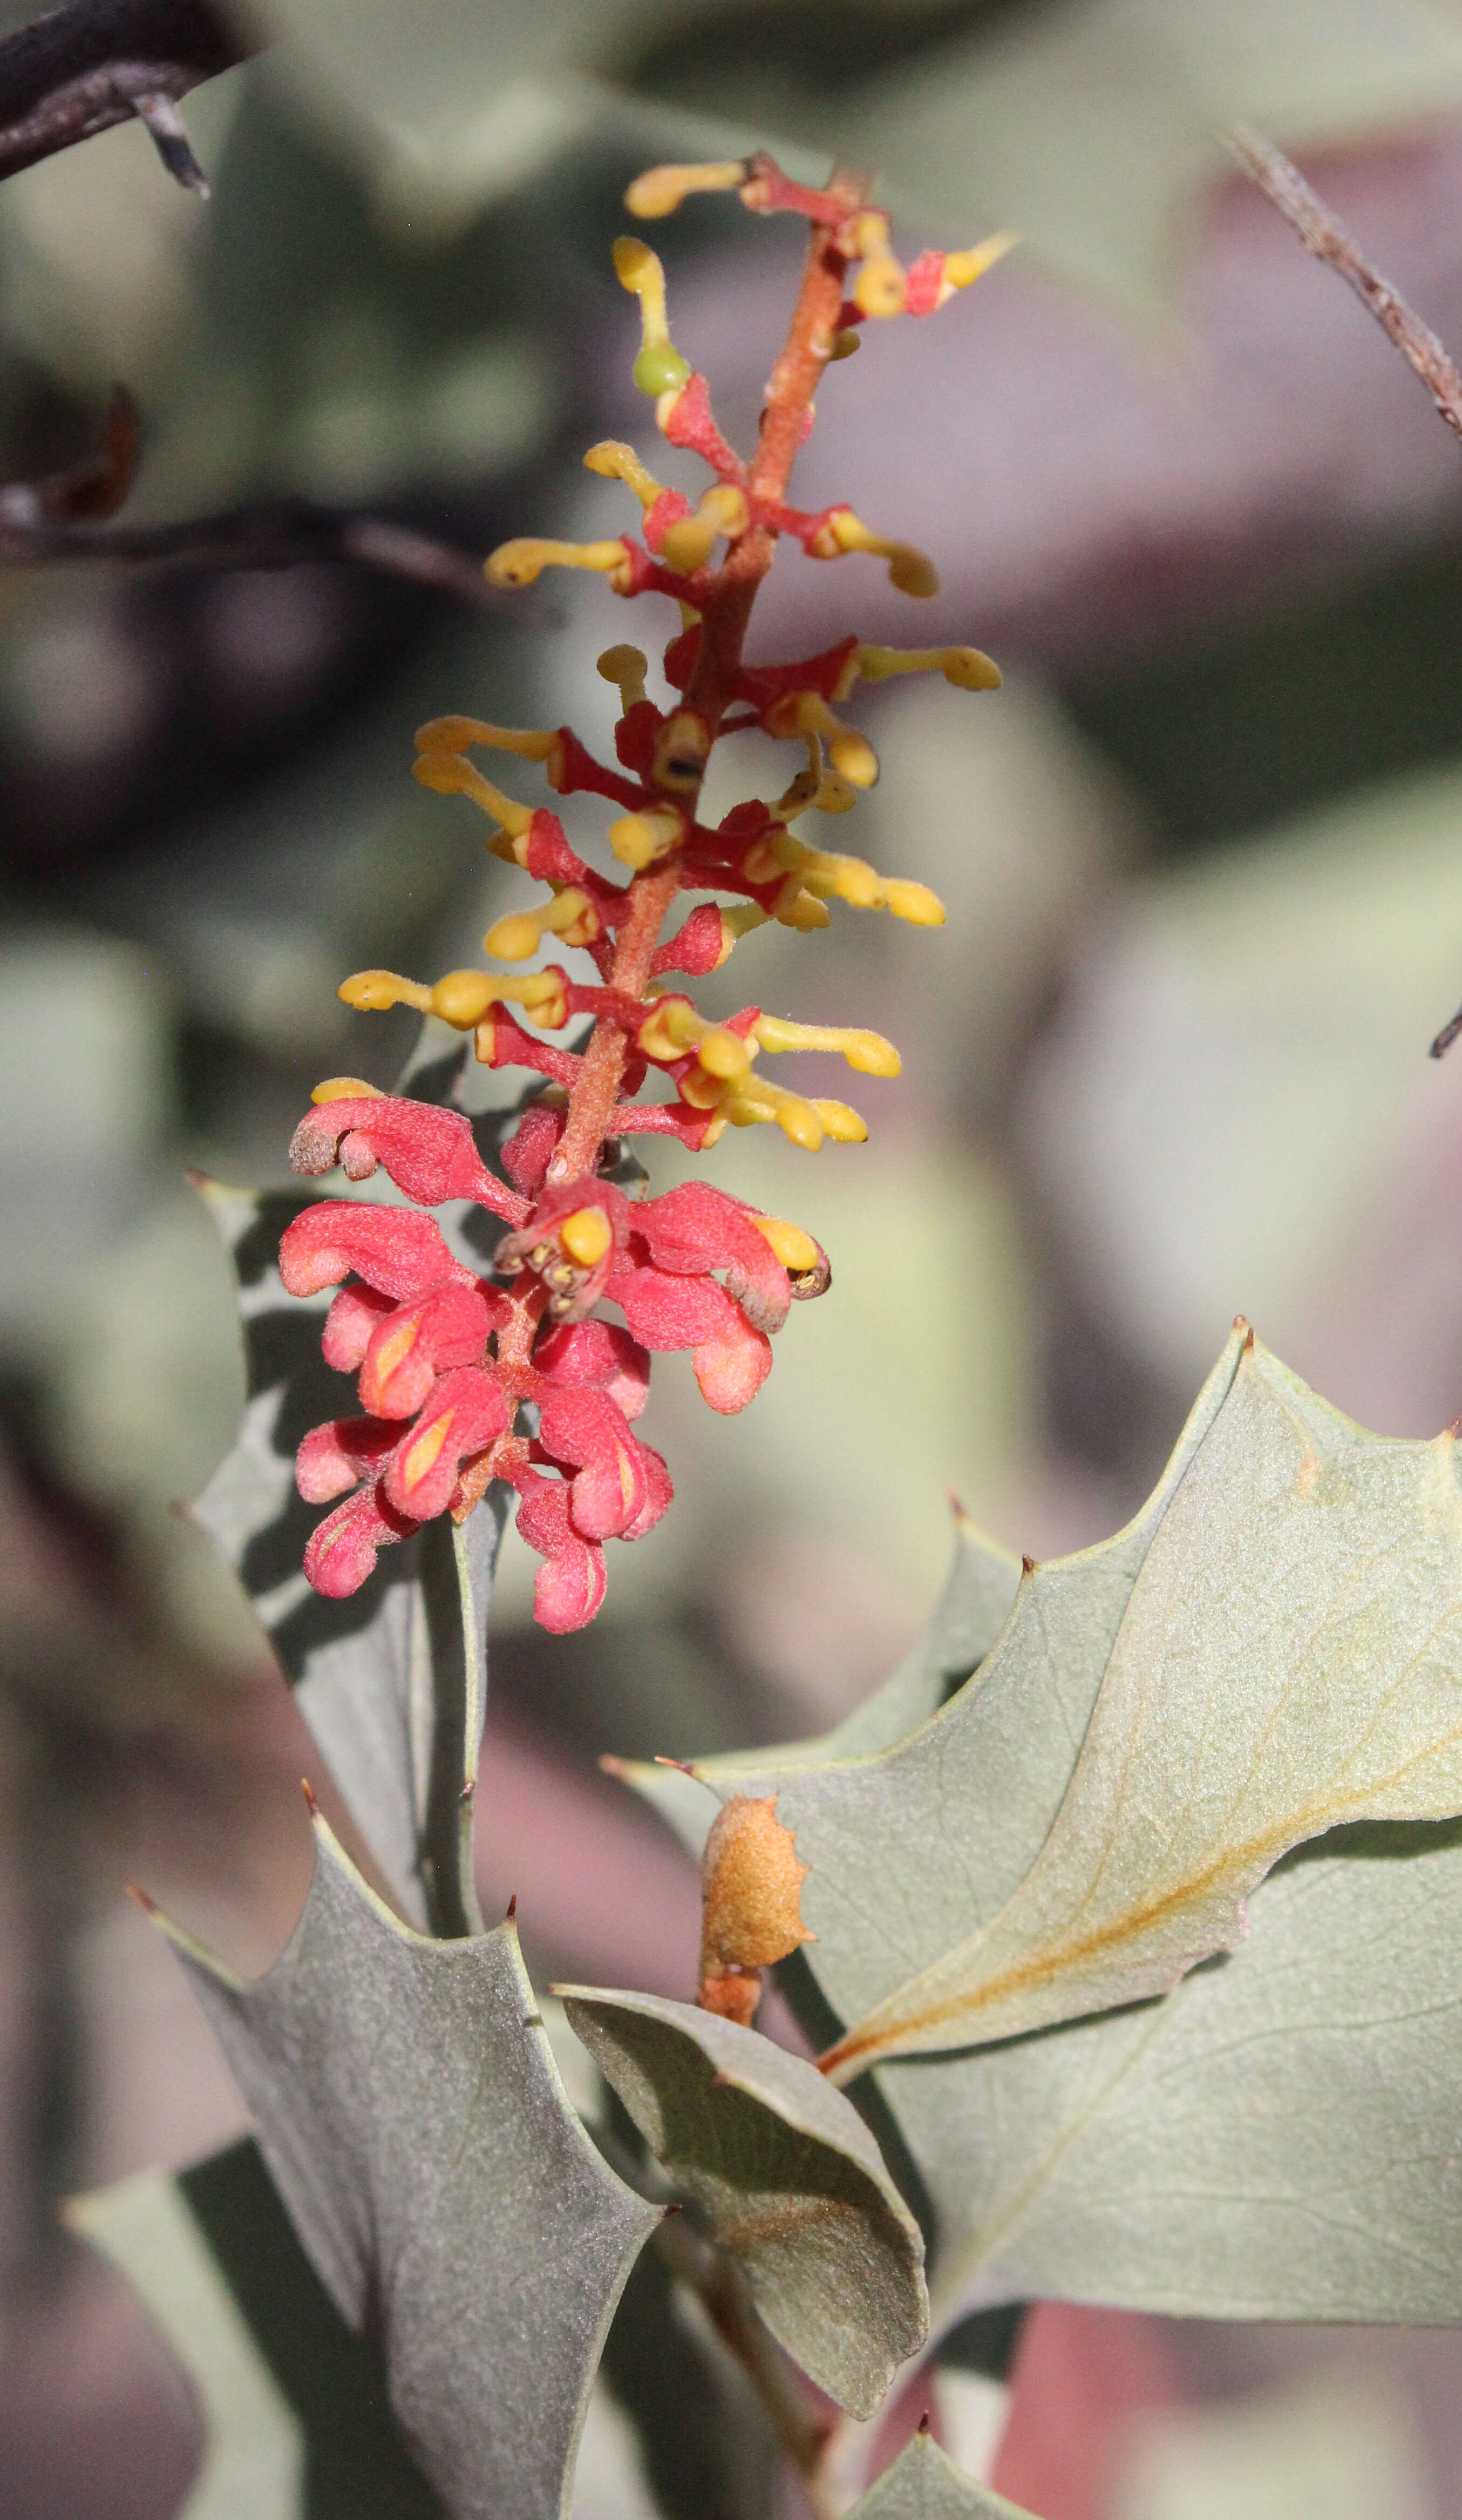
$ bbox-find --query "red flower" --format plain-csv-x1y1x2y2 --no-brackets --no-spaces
282,1099,814,1630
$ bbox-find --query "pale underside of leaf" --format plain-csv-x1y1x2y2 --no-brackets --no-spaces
824,1341,1462,2077
847,2429,1038,2520
161,1818,659,2520
558,1985,927,2420
901,1814,1462,2333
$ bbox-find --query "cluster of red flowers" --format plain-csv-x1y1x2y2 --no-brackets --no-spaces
282,152,1002,1630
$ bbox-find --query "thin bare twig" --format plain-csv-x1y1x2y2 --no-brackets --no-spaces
1229,124,1462,446
0,0,252,193
1231,125,1462,1058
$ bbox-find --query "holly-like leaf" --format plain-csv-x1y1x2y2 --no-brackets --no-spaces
847,2431,1037,2519
823,1331,1462,2077
190,1174,503,1938
628,1327,1462,2333
557,1987,927,2420
157,1815,659,2520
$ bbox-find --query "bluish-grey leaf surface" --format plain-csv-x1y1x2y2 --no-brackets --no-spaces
824,1336,1462,2077
558,1987,927,2419
848,2432,1038,2519
161,1818,659,2520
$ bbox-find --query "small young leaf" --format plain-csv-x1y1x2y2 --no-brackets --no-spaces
556,1987,927,2419
824,1337,1462,2077
157,1817,659,2520
847,2430,1038,2518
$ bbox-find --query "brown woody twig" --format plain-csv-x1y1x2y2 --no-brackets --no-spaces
1230,125,1462,1057
0,0,253,193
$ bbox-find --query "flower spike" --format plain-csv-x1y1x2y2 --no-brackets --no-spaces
281,148,1002,1628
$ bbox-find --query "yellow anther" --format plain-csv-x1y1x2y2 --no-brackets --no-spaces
752,1015,901,1078
661,484,751,575
813,510,939,599
341,967,569,1032
614,236,693,396
624,160,749,219
811,1099,868,1143
697,1025,755,1079
411,752,534,861
559,1207,614,1268
340,970,434,1015
483,889,597,962
716,903,770,964
485,537,630,591
854,643,1002,692
614,236,670,337
752,1215,820,1272
597,645,649,711
610,808,682,870
637,997,701,1061
310,1076,382,1103
941,231,1018,294
727,1079,825,1150
851,213,906,318
882,878,947,927
774,885,832,932
767,833,884,910
416,716,557,762
583,442,664,511
767,690,879,788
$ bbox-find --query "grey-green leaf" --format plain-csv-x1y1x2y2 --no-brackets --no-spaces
557,1987,927,2419
191,1176,502,1936
894,1814,1462,2333
847,2432,1038,2519
825,1336,1462,2077
159,1818,659,2520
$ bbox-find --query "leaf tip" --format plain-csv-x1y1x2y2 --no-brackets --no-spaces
506,1892,518,1922
124,1879,157,1915
1021,1552,1038,1577
654,1754,696,1774
301,1776,320,1818
1233,1313,1255,1351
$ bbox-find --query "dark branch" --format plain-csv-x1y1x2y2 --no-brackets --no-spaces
0,0,253,191
1229,125,1462,446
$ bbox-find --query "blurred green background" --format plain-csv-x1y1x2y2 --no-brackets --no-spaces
11,3,1462,2514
